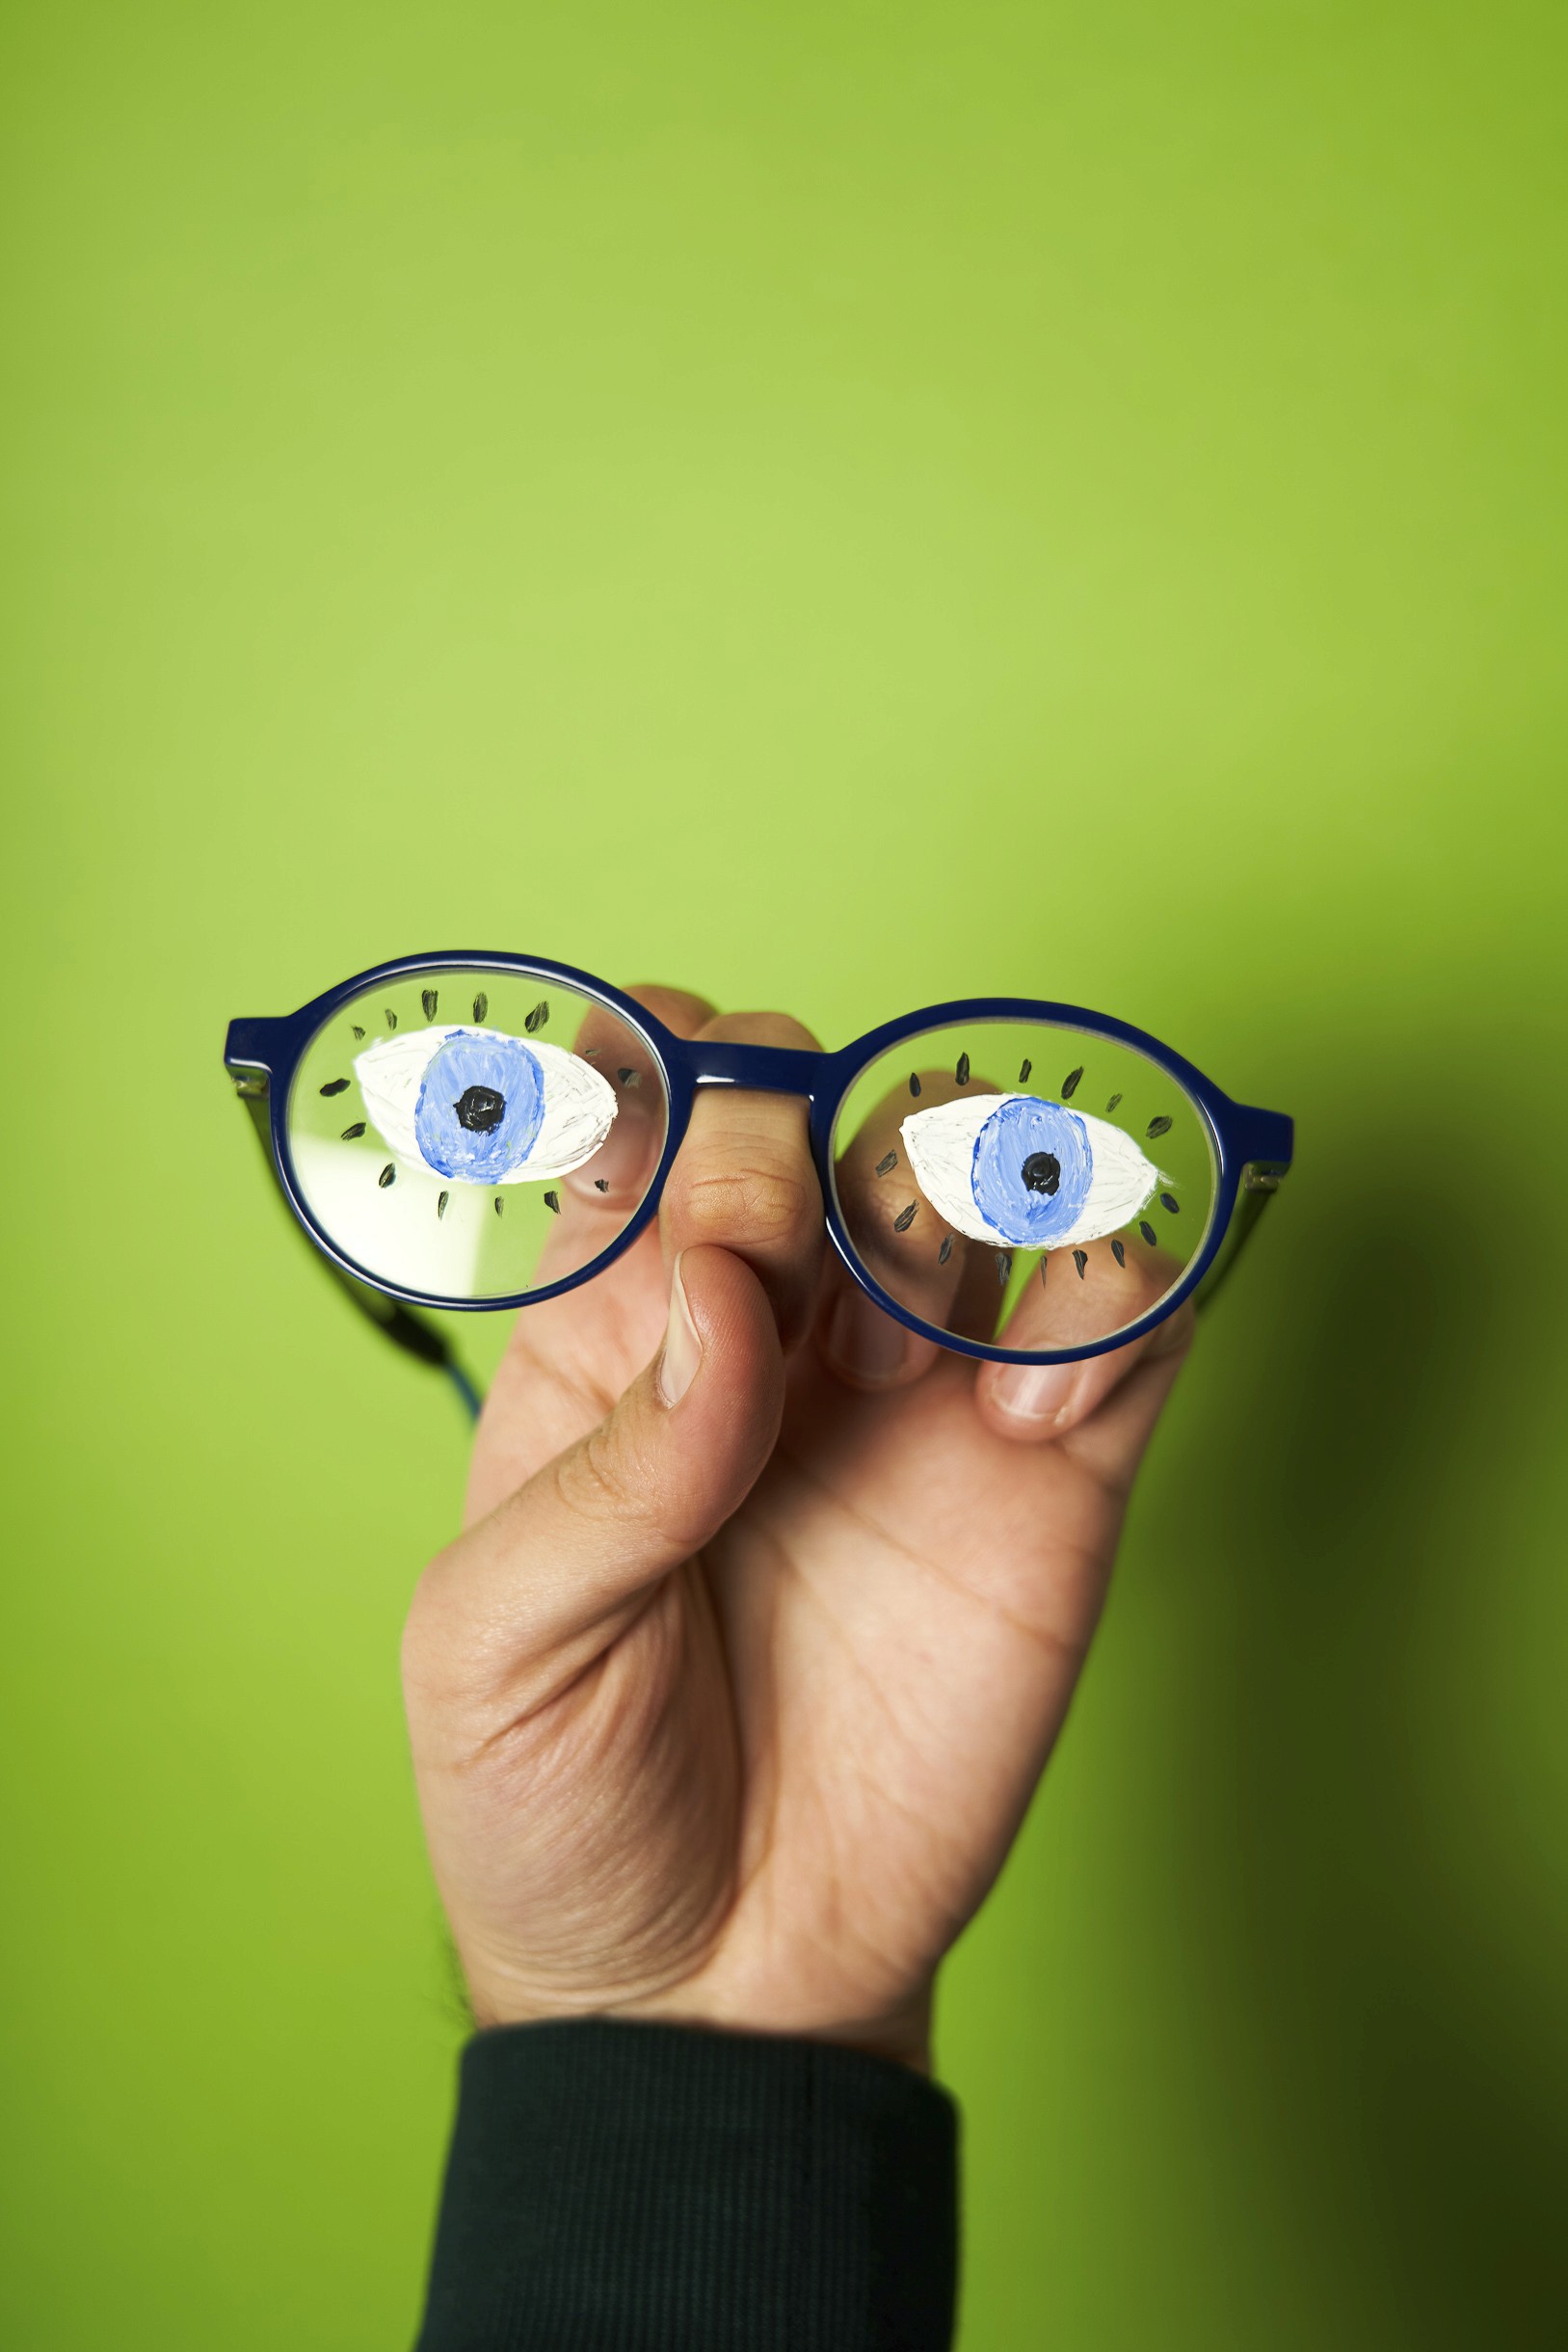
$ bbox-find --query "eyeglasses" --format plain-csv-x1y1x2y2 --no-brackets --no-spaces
226,952,1293,1418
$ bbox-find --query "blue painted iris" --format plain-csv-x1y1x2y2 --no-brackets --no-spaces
413,1032,545,1181
970,1096,1093,1247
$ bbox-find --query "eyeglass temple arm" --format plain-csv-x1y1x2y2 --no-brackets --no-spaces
230,1077,482,1421
1191,1103,1293,1314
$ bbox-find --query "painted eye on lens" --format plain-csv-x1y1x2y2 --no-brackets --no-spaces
353,1025,617,1186
900,1092,1162,1250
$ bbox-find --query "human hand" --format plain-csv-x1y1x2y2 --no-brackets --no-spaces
401,989,1192,2071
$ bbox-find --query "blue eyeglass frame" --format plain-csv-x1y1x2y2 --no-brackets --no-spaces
226,950,1293,1409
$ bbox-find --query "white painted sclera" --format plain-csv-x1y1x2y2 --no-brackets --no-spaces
901,1091,1161,1249
355,1026,617,1184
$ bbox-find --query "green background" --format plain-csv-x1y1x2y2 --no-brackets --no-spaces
4,3,1564,2343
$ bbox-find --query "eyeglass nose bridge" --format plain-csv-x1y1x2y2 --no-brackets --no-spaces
683,1038,829,1099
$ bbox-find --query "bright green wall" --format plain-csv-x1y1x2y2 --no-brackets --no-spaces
4,4,1564,2343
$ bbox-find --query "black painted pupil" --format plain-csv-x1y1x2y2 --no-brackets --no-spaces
454,1083,506,1134
1022,1151,1060,1196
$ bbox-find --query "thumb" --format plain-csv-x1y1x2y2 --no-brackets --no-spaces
405,1245,784,1719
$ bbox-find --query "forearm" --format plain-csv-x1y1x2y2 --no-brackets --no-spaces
414,2018,958,2352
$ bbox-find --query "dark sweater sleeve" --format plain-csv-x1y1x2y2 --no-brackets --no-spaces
413,2018,958,2352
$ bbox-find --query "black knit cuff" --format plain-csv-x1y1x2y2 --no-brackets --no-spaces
414,2018,958,2352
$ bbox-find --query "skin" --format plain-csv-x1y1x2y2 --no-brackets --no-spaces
402,989,1192,2072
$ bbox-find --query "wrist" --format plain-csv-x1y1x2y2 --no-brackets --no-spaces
467,1970,935,2076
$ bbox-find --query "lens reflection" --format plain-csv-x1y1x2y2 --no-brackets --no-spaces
287,972,667,1301
831,1021,1213,1356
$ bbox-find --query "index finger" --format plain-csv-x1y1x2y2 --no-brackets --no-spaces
976,1230,1192,1442
522,982,715,1290
821,1065,1005,1385
466,983,716,1514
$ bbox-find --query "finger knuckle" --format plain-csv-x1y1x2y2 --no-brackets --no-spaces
1152,1302,1197,1360
557,1422,702,1558
678,1161,815,1248
551,1423,647,1533
628,983,715,1033
702,1008,822,1054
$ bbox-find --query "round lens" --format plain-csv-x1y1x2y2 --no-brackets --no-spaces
830,1019,1215,1357
286,970,668,1302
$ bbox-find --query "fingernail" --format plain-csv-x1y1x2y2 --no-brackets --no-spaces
991,1361,1078,1428
656,1253,702,1406
826,1288,912,1387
